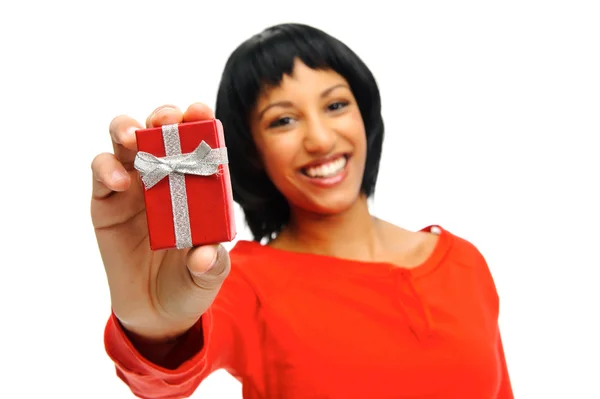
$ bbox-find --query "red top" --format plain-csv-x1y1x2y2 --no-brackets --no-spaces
104,225,513,399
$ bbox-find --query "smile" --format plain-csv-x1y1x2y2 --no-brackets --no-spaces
302,155,348,178
299,154,350,188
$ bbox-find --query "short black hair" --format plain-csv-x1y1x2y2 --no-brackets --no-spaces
215,23,385,243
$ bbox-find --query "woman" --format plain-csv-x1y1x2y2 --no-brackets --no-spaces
92,23,513,398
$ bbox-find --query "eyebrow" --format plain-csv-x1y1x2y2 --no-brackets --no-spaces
257,83,349,120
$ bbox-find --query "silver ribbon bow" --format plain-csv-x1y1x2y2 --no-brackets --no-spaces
134,140,228,189
134,124,228,249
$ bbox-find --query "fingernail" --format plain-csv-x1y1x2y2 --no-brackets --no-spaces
112,170,128,183
155,107,176,117
126,127,138,137
190,245,219,276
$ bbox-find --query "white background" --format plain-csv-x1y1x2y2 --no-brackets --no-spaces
1,1,599,398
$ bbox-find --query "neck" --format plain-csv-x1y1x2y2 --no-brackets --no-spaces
274,195,384,261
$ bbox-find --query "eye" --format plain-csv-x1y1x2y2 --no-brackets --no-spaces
327,101,349,112
268,116,293,128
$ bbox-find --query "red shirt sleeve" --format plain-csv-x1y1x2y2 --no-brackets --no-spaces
495,331,514,398
103,262,259,399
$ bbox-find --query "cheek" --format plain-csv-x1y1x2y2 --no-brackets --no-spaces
260,138,300,183
343,112,368,156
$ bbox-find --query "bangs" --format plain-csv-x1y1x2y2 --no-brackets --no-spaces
225,24,353,114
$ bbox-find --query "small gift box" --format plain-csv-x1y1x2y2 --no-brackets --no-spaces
134,120,236,251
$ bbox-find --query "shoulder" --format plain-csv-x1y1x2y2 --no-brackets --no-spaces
395,222,497,282
443,228,497,283
228,239,287,269
226,239,268,278
225,239,298,295
436,225,501,301
426,224,494,275
439,226,488,265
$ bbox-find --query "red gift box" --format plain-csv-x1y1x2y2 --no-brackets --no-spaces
134,119,236,251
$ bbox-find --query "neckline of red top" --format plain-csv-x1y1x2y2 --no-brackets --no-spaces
232,225,454,280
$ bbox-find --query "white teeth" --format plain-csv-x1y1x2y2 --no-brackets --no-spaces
304,156,347,178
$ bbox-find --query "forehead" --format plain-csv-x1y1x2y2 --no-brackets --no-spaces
257,60,349,104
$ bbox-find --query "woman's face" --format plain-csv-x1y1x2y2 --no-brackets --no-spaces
250,59,367,217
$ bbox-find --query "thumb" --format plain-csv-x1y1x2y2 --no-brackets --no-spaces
186,244,231,291
157,244,230,321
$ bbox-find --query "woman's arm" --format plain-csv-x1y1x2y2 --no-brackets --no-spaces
104,263,259,399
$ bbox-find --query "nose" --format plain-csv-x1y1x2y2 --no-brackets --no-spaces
303,115,336,155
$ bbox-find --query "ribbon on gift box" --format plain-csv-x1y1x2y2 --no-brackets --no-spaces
134,124,228,249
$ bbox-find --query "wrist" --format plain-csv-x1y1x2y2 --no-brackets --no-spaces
117,315,200,345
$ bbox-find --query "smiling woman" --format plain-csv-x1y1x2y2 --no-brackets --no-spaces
94,23,514,399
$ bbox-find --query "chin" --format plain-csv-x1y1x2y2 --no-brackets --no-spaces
296,189,363,217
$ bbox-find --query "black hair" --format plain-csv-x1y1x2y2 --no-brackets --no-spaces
215,23,385,243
